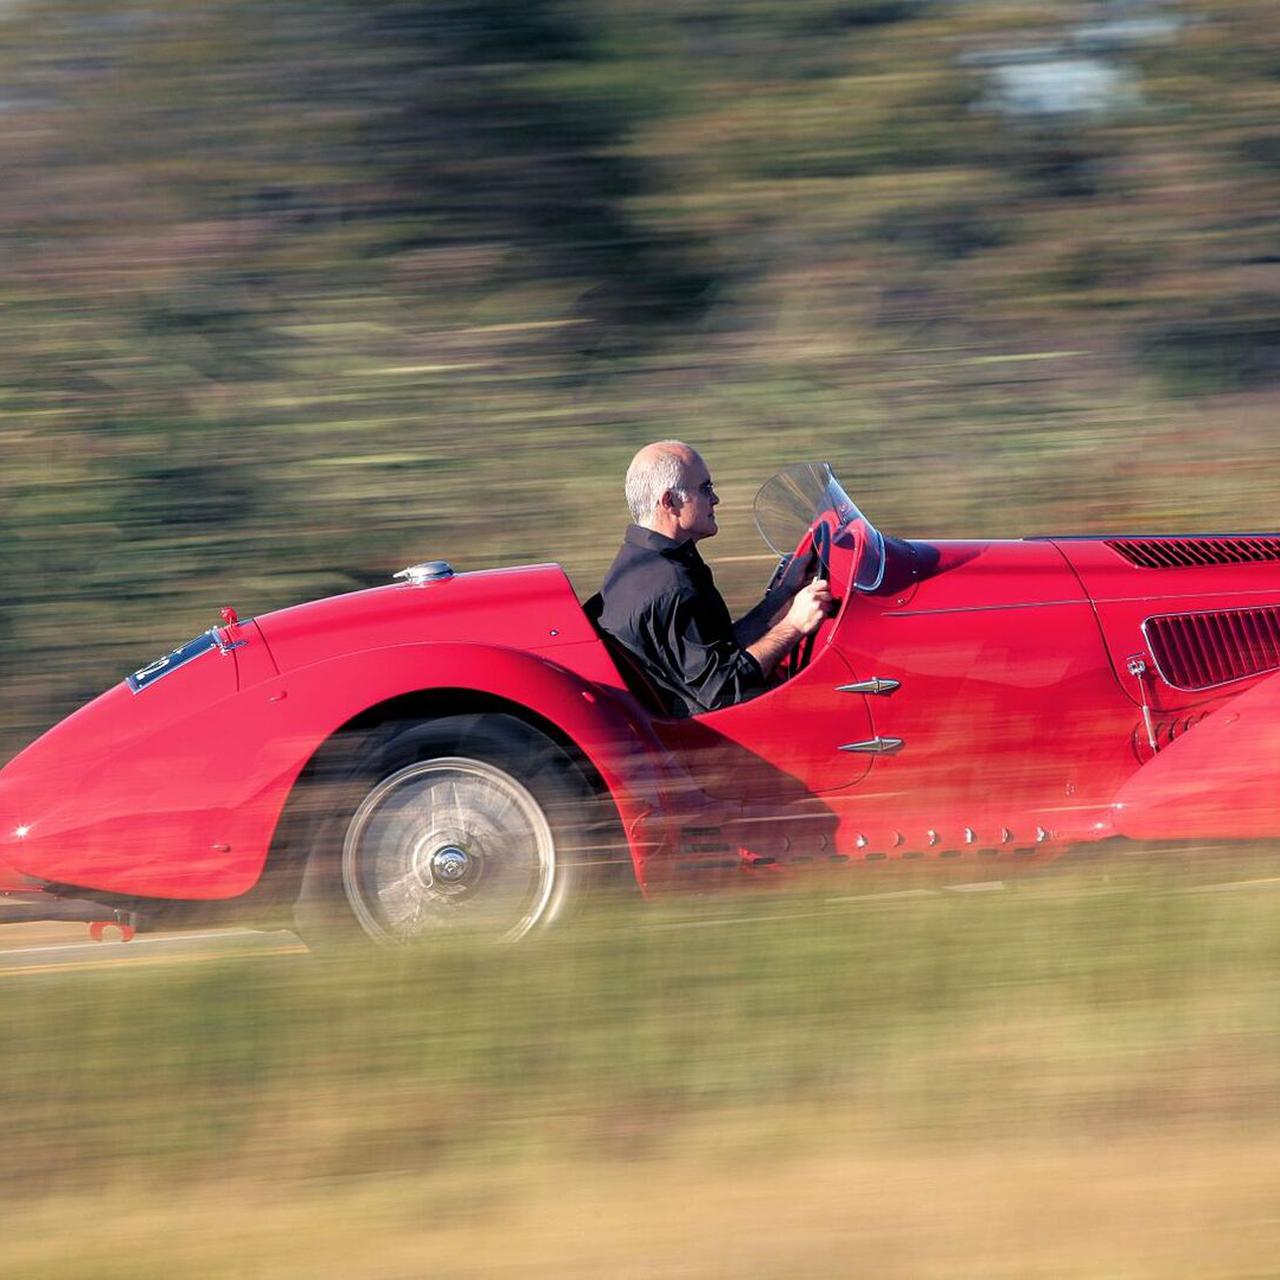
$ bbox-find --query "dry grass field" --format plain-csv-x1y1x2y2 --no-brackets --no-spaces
7,1126,1280,1278
2,851,1279,1277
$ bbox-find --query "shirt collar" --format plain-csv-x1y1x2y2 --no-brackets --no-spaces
624,524,703,563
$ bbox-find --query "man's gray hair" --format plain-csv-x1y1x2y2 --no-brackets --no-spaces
625,441,694,523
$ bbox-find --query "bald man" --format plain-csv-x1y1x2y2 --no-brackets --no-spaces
595,441,832,717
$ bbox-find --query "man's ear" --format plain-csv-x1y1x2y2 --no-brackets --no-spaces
659,488,680,513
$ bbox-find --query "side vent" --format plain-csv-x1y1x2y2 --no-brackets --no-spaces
1144,606,1280,691
1107,536,1280,569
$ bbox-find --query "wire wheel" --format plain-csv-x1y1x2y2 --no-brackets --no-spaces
340,755,558,944
292,713,620,952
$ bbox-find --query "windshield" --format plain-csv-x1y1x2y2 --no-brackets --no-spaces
753,462,885,592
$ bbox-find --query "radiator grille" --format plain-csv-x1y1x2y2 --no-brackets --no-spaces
1145,606,1280,690
1107,536,1280,569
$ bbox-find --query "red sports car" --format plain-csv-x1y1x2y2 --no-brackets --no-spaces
2,461,1279,946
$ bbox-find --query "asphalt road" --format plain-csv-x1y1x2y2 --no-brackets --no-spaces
0,922,308,977
1,869,1278,976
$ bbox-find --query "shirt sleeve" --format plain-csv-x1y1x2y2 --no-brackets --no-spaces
654,590,766,714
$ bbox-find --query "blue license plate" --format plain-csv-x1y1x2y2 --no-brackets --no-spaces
127,630,219,693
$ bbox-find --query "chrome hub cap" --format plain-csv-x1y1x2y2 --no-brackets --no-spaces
341,757,557,944
428,845,472,885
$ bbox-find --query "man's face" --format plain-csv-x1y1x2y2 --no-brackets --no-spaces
672,454,719,543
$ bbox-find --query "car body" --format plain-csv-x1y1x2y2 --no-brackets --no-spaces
3,461,1280,943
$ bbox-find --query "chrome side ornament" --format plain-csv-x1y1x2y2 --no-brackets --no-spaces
836,678,900,696
395,560,455,586
213,607,247,655
838,736,904,755
1127,654,1159,754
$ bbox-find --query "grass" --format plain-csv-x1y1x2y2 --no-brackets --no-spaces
2,854,1280,1274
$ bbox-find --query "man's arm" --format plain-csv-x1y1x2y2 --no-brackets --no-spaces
733,539,825,646
732,584,790,648
743,579,832,678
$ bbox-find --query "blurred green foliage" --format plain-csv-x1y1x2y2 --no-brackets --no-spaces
3,0,1280,753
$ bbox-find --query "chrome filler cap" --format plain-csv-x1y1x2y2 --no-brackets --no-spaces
394,560,455,586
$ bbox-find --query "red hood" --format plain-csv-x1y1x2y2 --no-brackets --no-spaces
1048,535,1280,605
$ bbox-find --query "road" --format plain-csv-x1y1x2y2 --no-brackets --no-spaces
0,921,308,977
2,866,1278,976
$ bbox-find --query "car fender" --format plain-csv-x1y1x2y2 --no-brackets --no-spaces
1112,669,1280,840
2,642,674,900
249,641,675,889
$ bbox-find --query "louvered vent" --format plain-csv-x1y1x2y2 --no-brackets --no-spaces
1107,536,1280,569
1145,606,1280,690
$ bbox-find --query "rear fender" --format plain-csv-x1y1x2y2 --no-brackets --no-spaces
1113,669,1280,840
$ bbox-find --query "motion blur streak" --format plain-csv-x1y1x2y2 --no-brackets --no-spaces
2,0,1280,1273
2,0,1279,756
3,863,1280,1275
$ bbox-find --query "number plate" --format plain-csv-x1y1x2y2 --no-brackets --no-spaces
126,630,219,693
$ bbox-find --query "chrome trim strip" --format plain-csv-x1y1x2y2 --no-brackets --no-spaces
892,586,1280,622
887,599,1088,618
838,736,904,755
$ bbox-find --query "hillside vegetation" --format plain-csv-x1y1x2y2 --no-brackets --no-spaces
2,0,1279,751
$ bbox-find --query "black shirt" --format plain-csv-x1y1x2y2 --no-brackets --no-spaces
597,525,766,718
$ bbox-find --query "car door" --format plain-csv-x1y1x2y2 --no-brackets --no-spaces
659,637,875,803
828,542,1141,852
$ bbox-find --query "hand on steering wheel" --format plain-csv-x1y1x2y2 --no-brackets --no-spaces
779,520,833,679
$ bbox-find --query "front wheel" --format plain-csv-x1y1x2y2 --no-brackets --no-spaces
294,715,610,948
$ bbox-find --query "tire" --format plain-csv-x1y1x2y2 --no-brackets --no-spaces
293,714,612,949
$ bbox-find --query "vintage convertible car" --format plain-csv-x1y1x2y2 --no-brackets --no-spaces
2,461,1280,945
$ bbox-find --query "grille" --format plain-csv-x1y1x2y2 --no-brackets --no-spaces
1107,536,1280,569
1145,606,1280,690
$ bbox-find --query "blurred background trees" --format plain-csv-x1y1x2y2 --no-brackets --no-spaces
2,0,1279,752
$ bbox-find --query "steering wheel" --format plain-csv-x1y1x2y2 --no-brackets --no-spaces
776,517,832,680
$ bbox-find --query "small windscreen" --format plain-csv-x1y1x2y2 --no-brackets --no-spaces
753,462,885,591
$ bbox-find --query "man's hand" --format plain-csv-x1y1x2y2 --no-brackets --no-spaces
745,578,834,677
785,578,833,636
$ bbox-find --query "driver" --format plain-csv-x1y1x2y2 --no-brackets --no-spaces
596,441,832,717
